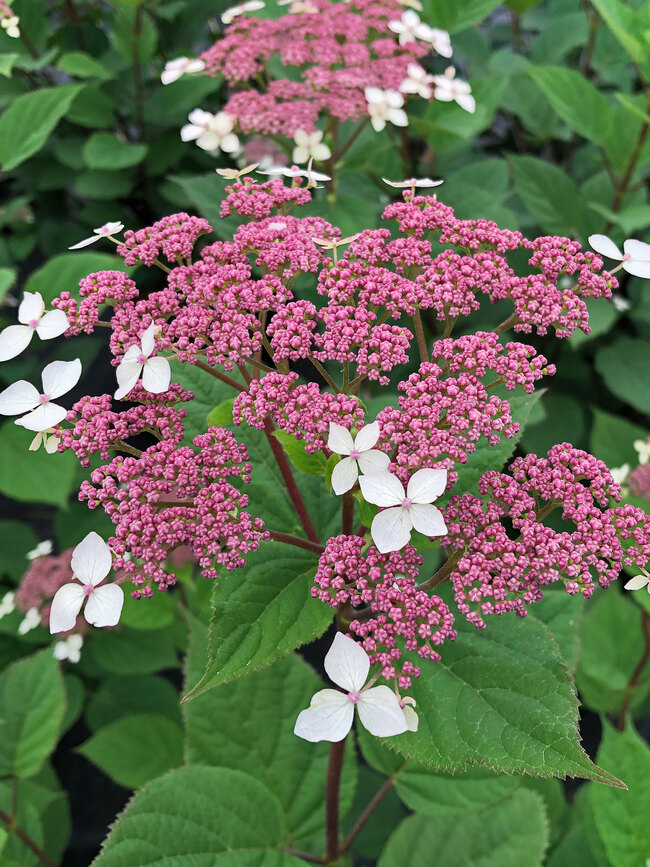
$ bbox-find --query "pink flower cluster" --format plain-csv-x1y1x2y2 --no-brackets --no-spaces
314,536,456,687
442,445,650,628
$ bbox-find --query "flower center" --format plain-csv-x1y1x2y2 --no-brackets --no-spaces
349,449,360,460
347,690,360,703
622,253,631,261
138,353,148,365
29,319,39,329
39,393,50,404
83,584,94,597
401,497,412,509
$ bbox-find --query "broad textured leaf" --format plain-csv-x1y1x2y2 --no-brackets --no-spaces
88,626,179,676
25,252,131,303
589,0,647,64
0,782,44,866
423,0,502,32
83,133,148,170
528,66,613,145
0,651,66,778
589,409,647,470
0,85,83,171
92,766,304,866
184,544,329,698
78,714,183,789
591,723,650,866
385,613,623,785
185,620,357,842
510,155,588,236
273,430,327,475
395,765,519,817
595,338,650,413
57,52,112,79
378,790,549,867
85,675,182,731
0,423,77,508
531,589,583,672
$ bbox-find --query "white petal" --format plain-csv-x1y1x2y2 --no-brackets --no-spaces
142,356,171,394
356,449,391,476
370,506,412,553
18,291,45,324
35,310,69,340
408,503,447,538
588,234,623,261
49,584,85,633
359,472,404,507
353,421,380,452
325,632,370,692
294,689,355,742
456,93,475,113
331,457,359,495
312,142,331,161
84,584,124,627
68,235,101,250
122,344,143,363
161,68,183,85
624,575,650,590
407,468,447,503
0,325,34,361
389,109,409,127
365,87,383,104
71,531,112,586
623,252,650,279
220,133,240,154
41,358,82,399
16,402,67,431
114,361,143,400
140,323,156,357
197,131,221,151
180,123,202,142
402,705,419,731
327,422,354,456
623,238,650,262
0,380,40,415
357,686,409,737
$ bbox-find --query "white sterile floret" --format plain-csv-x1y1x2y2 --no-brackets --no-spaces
0,358,82,433
0,291,69,362
53,634,84,663
221,0,265,23
292,129,331,165
115,323,171,400
365,87,408,132
1,15,20,38
216,163,259,179
398,0,422,8
328,421,390,495
359,468,448,553
49,532,124,633
27,540,53,560
588,235,650,279
69,221,124,250
181,110,239,153
18,607,41,635
624,572,650,594
0,591,15,620
29,430,61,454
161,56,205,85
294,633,410,742
388,10,433,45
634,439,650,465
400,695,418,731
382,176,443,189
399,63,435,100
257,164,331,182
610,464,630,486
431,67,475,114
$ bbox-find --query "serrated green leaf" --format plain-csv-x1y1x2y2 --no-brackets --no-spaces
57,52,112,79
595,338,650,413
0,423,77,507
528,66,613,145
510,155,588,236
83,133,148,170
531,589,584,673
0,651,66,779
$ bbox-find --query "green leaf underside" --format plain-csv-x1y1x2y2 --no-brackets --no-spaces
384,613,623,786
91,766,305,866
183,544,330,700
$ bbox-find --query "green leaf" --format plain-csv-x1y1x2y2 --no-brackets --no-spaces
590,723,650,866
88,626,179,676
0,423,77,507
521,392,587,455
206,397,235,427
185,620,356,842
0,265,16,299
0,85,83,171
0,651,65,778
589,0,648,64
378,790,549,867
0,53,19,77
395,764,520,817
183,543,329,698
86,675,182,731
119,588,174,630
92,766,304,866
83,133,148,170
527,66,614,145
0,781,45,866
273,430,327,475
569,298,619,349
78,714,183,789
0,519,38,581
25,251,130,303
589,408,647,469
57,52,112,79
65,85,114,128
423,0,502,32
509,155,588,236
506,0,542,10
595,338,650,413
385,612,623,786
531,589,584,673
74,168,135,199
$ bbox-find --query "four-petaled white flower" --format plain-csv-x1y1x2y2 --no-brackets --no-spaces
216,163,259,179
432,67,475,114
365,87,408,132
624,570,650,594
221,1,265,24
0,591,15,620
50,532,124,633
69,221,124,250
0,358,82,432
27,540,53,561
328,422,390,495
53,634,84,664
161,56,206,85
588,235,650,279
292,129,331,165
382,176,443,190
399,63,435,100
359,468,448,553
294,633,411,742
18,607,41,635
258,164,331,182
1,15,20,38
389,11,433,45
610,464,630,486
634,438,650,465
181,110,239,153
0,291,69,362
115,323,171,400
